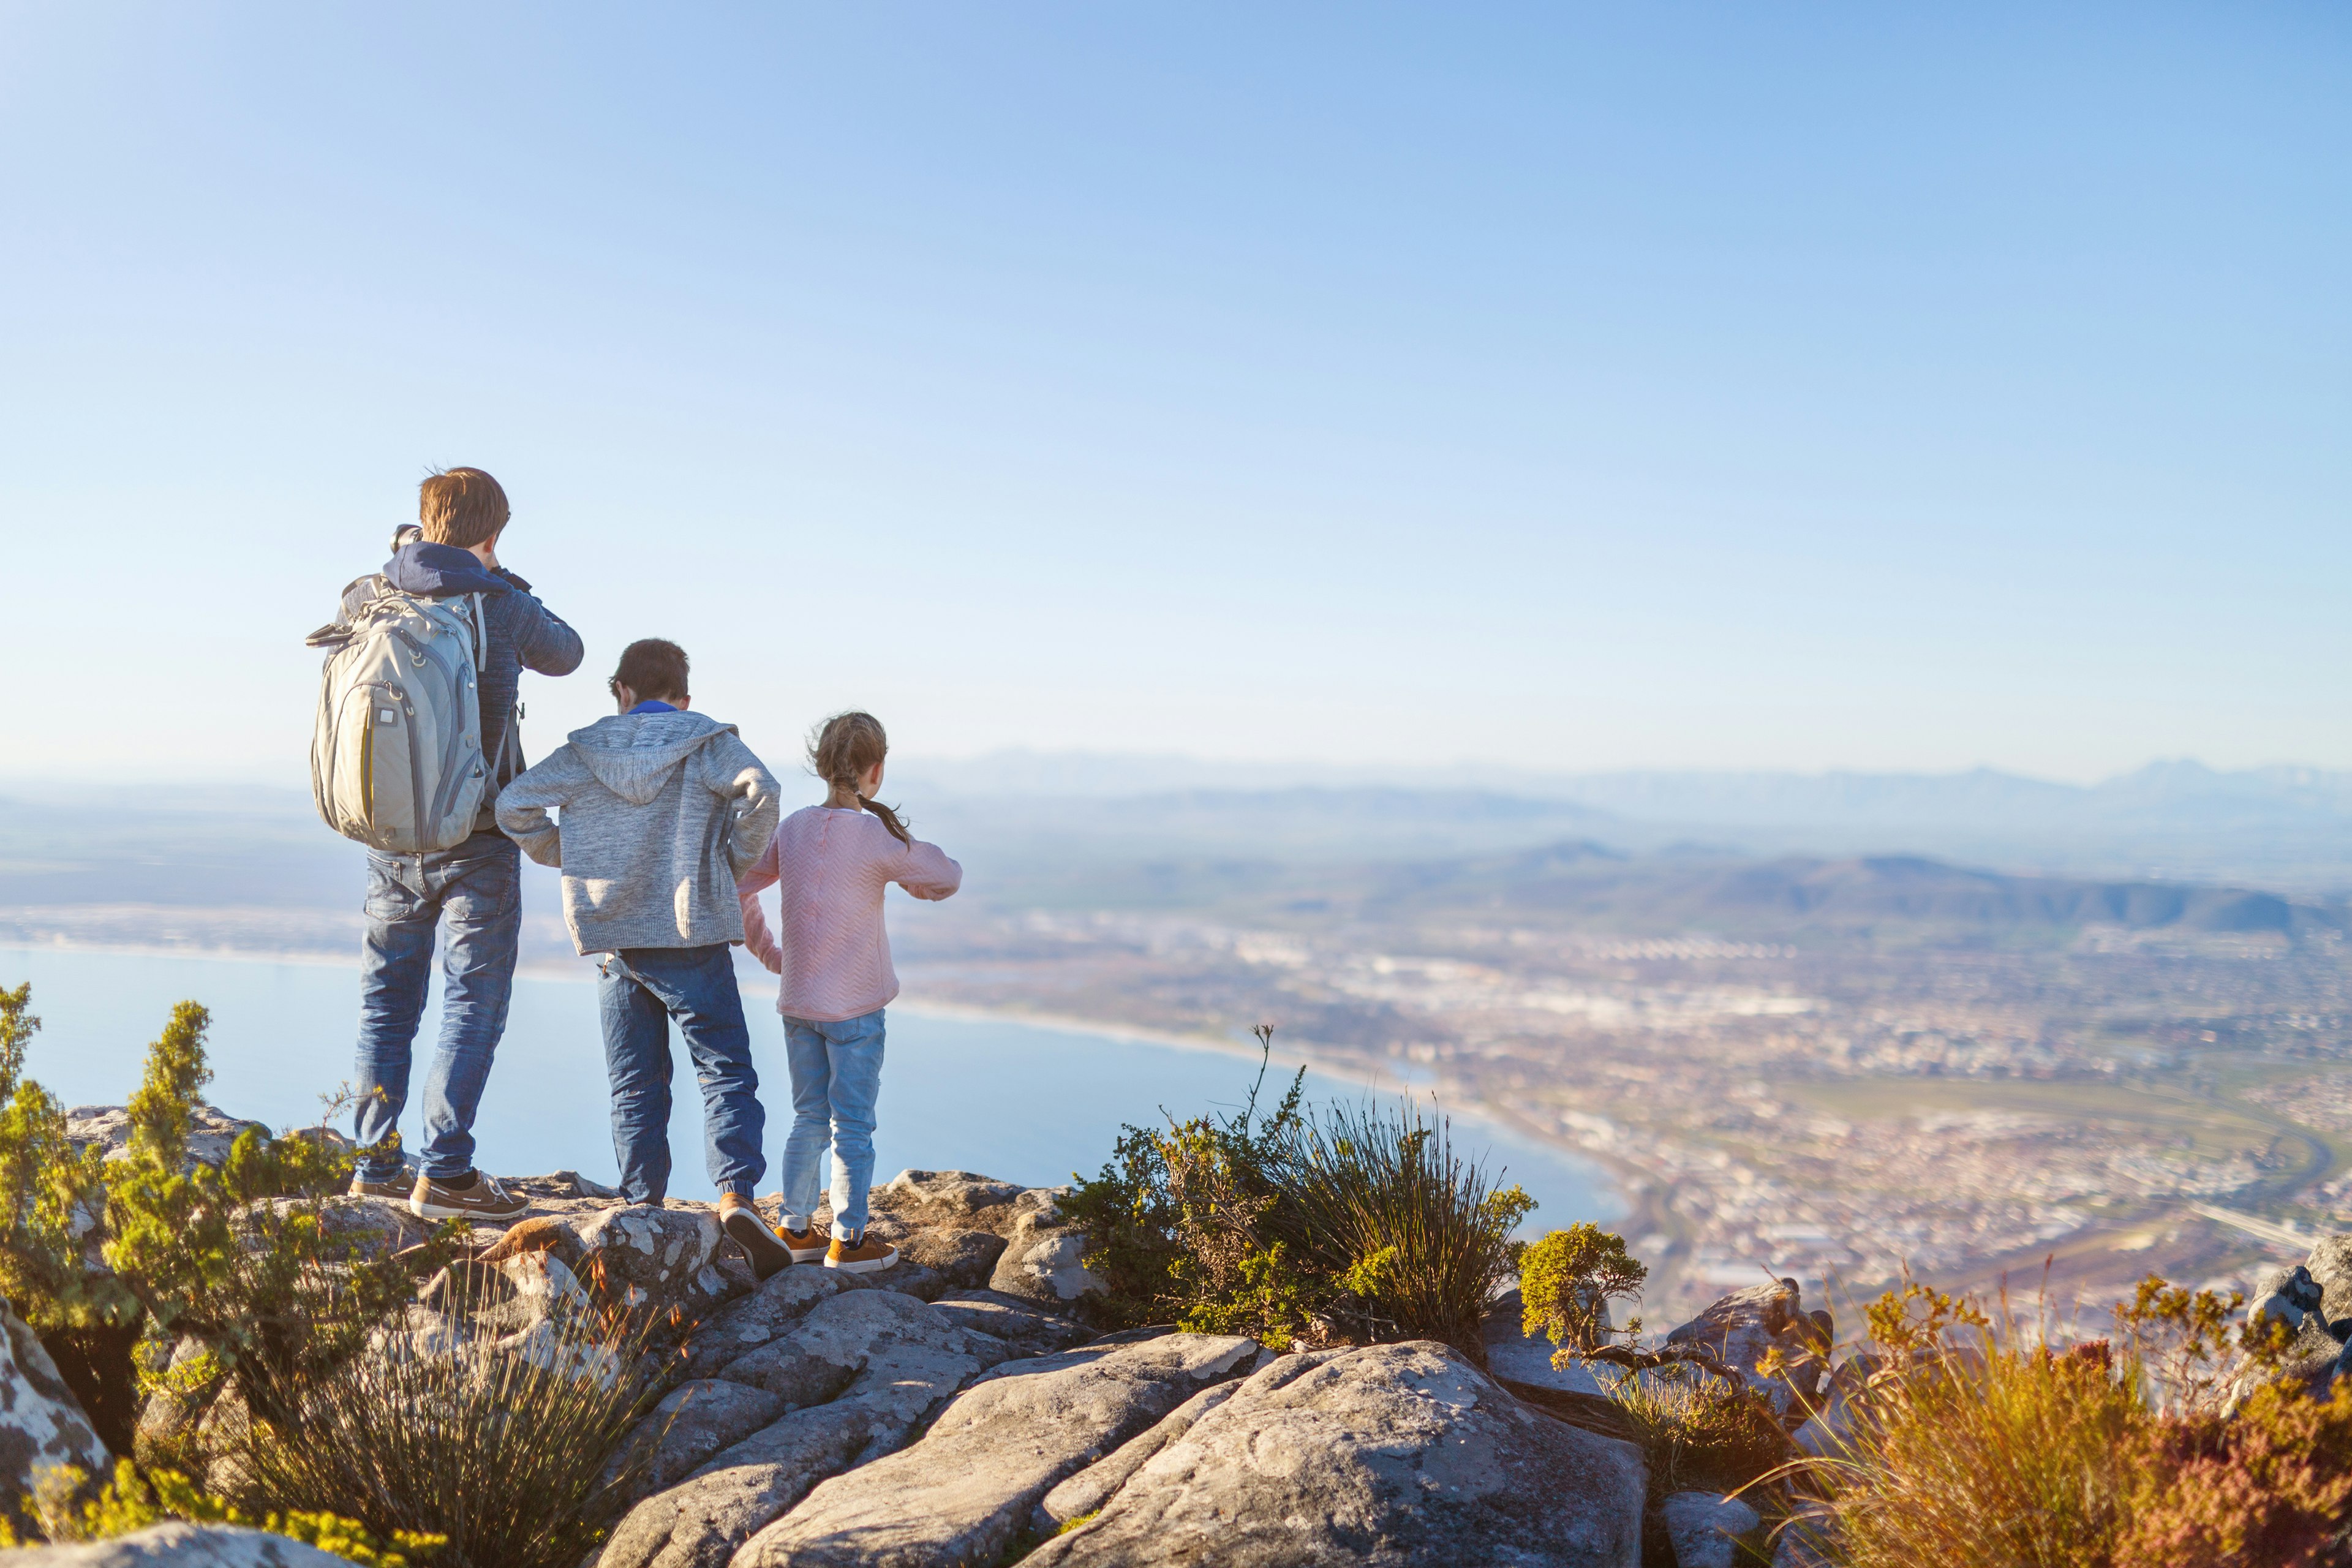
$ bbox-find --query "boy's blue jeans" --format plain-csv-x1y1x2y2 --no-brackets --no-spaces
597,944,765,1204
353,830,519,1183
778,1008,886,1240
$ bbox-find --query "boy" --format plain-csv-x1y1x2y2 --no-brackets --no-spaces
352,466,583,1223
496,639,793,1276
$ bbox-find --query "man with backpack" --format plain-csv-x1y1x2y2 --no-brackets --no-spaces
321,467,583,1221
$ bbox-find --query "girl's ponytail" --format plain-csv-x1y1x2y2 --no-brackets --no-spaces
810,711,914,845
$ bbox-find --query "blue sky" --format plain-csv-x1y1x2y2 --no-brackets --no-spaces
2,4,2343,785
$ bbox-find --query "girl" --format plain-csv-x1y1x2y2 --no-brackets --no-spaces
737,711,961,1272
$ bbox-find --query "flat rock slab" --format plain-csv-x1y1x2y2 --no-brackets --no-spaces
925,1291,1088,1356
1035,1378,1241,1533
5,1522,353,1566
734,1332,1259,1567
1025,1341,1646,1568
603,1379,791,1507
596,1290,1008,1568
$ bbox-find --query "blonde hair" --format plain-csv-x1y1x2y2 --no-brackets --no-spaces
809,711,911,845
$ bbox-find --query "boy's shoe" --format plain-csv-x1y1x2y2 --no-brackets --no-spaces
824,1233,898,1275
348,1172,410,1200
776,1221,830,1265
718,1195,794,1281
410,1170,528,1223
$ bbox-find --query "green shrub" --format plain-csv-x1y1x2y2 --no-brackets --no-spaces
1065,1027,1532,1361
1265,1099,1532,1359
1,986,458,1474
1518,1222,1646,1360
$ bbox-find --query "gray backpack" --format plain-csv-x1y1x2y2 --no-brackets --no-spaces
306,576,498,853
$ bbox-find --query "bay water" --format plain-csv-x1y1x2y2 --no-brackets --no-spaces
0,945,1618,1229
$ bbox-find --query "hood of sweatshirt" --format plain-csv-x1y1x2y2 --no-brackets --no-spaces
383,541,520,600
564,710,739,805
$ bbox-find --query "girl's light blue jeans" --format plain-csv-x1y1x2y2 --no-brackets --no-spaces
778,1008,886,1240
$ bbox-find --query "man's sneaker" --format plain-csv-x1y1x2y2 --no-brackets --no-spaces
824,1233,898,1275
718,1195,794,1281
348,1172,409,1200
776,1222,829,1265
410,1170,528,1223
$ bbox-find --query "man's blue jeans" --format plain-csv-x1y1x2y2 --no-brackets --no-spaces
779,1008,886,1240
353,829,520,1183
597,944,766,1204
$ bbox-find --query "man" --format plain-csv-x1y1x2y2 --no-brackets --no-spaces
350,466,583,1221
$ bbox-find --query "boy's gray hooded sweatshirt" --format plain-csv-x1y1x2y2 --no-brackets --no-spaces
496,710,780,956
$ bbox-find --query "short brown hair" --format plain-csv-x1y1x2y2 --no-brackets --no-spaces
418,467,510,549
609,639,691,705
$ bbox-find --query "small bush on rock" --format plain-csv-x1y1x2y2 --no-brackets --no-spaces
1519,1222,1646,1360
1605,1362,1787,1502
230,1273,665,1568
1065,1027,1532,1360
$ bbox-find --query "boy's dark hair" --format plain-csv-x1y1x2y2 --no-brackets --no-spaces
610,639,691,705
418,467,510,549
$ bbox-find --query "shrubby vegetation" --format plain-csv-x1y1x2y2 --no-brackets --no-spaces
1063,1027,1532,1359
0,983,655,1564
1798,1276,2352,1568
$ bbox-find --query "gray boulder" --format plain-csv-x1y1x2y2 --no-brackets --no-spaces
601,1379,790,1507
1033,1378,1240,1533
897,1227,1009,1289
1665,1279,1826,1415
871,1169,1029,1232
1023,1341,1646,1567
2305,1236,2352,1330
1791,1353,1880,1458
1662,1491,1761,1568
1,1523,353,1566
595,1290,1010,1568
987,1191,1107,1309
2,1300,108,1512
734,1332,1259,1567
65,1104,267,1172
1482,1286,1610,1395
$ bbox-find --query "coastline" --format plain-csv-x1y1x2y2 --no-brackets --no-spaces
0,936,1627,1220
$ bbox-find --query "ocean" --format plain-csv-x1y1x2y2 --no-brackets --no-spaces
0,945,1618,1229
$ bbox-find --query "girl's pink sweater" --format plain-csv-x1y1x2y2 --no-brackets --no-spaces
736,805,962,1022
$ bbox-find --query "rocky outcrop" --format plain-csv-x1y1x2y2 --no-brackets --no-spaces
2,1300,108,1513
595,1288,1027,1568
1482,1285,1610,1395
986,1191,1107,1308
0,1523,355,1566
2304,1237,2352,1333
736,1332,1260,1567
1031,1378,1240,1534
1663,1278,1829,1416
65,1105,268,1172
1023,1341,1647,1567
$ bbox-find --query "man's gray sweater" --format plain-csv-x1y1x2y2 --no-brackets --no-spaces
496,710,780,955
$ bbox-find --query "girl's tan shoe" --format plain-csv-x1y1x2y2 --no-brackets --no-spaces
823,1233,898,1274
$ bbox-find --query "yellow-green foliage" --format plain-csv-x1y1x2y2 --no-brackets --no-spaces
4,1458,443,1564
1517,1222,1646,1362
0,984,123,1329
0,986,455,1447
